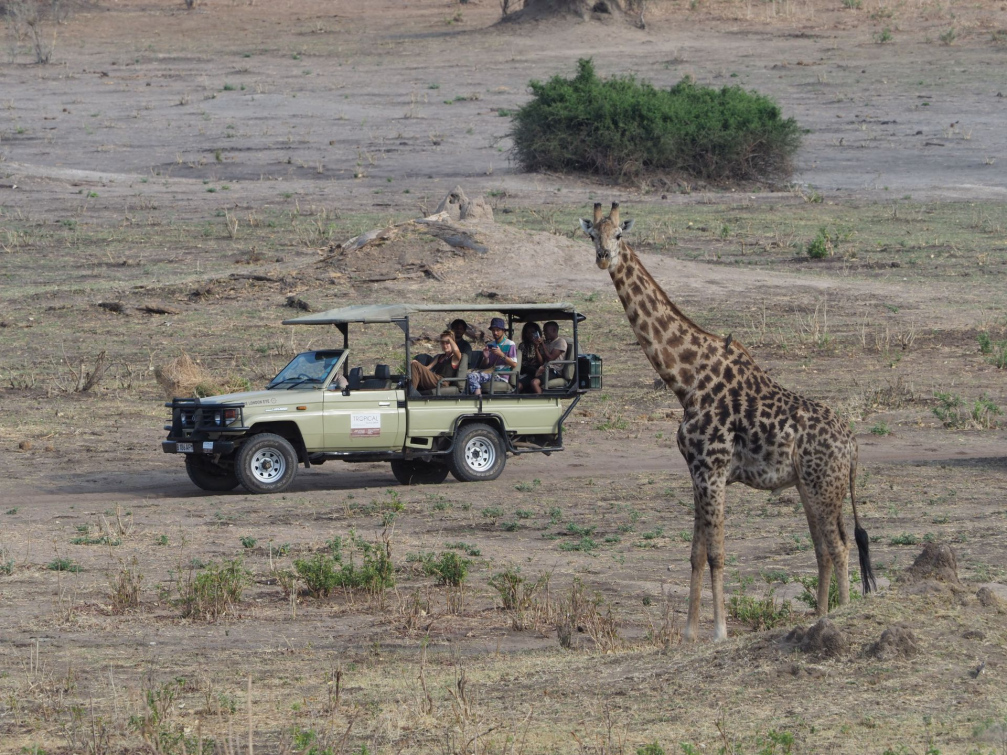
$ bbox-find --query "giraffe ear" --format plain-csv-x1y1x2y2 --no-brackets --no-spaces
579,218,594,235
621,218,635,233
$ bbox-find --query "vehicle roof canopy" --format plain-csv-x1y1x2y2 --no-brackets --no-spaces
283,303,581,326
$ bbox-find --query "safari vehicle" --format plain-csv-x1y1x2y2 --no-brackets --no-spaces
162,303,602,494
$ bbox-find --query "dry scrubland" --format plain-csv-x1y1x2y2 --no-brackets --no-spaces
2,0,1007,753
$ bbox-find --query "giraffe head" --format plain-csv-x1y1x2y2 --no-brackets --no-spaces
579,202,635,271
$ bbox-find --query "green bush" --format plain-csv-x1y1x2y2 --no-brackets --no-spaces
177,559,251,621
294,533,395,598
511,59,801,183
422,551,471,586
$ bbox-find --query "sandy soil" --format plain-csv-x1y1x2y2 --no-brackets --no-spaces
2,1,1007,753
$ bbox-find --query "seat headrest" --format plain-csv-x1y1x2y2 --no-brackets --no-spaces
374,364,391,380
348,367,363,389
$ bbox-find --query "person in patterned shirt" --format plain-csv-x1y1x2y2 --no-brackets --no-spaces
466,317,517,396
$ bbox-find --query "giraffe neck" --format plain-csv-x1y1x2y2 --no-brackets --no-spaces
609,244,720,404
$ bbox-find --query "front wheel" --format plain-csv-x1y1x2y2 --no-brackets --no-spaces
448,423,506,482
185,454,239,492
235,433,298,494
390,459,449,485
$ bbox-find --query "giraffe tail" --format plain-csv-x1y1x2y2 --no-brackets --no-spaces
849,445,877,595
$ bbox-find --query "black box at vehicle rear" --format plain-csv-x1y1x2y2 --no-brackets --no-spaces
577,354,602,390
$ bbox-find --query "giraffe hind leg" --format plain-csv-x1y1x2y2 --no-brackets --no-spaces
684,516,707,642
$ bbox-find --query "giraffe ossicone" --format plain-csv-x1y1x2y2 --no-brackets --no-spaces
582,201,876,642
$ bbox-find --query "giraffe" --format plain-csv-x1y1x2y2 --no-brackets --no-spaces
580,202,876,641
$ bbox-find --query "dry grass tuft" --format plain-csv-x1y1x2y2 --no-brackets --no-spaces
154,352,212,398
154,352,250,398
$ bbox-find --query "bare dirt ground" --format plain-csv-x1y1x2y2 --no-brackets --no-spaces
2,1,1007,753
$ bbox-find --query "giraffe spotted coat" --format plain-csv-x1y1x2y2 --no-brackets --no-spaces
582,202,875,641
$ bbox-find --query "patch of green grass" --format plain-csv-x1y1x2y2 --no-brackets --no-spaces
70,535,120,546
728,591,794,631
48,558,80,572
558,536,598,553
889,532,921,546
445,541,481,557
514,479,541,492
870,421,892,436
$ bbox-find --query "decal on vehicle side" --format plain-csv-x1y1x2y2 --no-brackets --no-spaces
350,412,381,437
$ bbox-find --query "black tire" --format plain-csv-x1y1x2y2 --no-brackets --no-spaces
390,459,450,485
235,433,298,494
185,454,240,492
448,423,506,482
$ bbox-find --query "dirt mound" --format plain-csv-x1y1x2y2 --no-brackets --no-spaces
976,586,1004,610
782,618,848,658
900,543,960,585
867,625,919,660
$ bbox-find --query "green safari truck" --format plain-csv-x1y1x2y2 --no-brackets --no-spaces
162,303,602,493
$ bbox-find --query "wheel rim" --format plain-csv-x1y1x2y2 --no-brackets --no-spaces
250,447,286,484
463,436,496,472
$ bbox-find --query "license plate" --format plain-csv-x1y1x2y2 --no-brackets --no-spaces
176,442,193,453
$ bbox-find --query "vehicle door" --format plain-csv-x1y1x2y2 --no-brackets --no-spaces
322,386,405,451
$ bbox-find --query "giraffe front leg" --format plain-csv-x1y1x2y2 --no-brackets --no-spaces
684,515,707,642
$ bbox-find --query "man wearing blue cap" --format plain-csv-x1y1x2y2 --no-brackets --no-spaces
466,317,517,396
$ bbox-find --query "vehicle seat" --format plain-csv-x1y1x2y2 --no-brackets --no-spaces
487,348,520,395
545,342,576,391
347,367,363,391
434,353,469,396
361,364,392,390
414,353,434,367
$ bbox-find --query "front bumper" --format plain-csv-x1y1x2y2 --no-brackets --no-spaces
162,440,237,455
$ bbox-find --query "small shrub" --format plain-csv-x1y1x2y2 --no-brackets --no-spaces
423,551,470,586
728,591,794,630
978,332,993,354
806,227,833,259
294,532,394,597
294,553,341,598
637,744,665,755
796,571,862,612
511,59,801,183
514,479,541,492
240,536,257,549
48,558,80,572
0,546,14,576
445,541,481,557
177,559,250,620
877,27,893,43
938,26,956,45
482,506,504,519
109,557,143,613
870,421,892,436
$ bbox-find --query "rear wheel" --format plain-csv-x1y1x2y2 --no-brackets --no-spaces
185,454,239,492
235,433,298,494
390,459,450,485
448,423,506,482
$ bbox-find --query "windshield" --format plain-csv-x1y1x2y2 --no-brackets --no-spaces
268,350,345,389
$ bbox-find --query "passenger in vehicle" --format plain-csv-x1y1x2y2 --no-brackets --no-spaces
517,321,543,393
530,321,569,394
450,318,473,356
410,330,463,392
329,373,349,390
466,317,517,396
